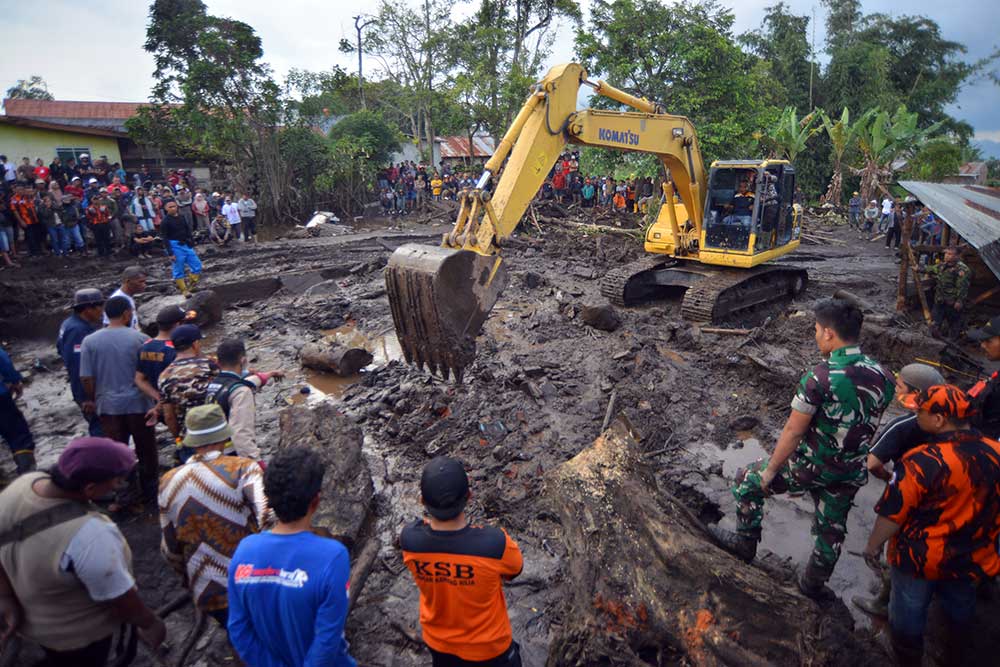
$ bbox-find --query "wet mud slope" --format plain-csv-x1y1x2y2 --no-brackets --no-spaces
2,217,999,666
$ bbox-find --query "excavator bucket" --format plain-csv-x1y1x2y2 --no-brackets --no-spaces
385,244,509,381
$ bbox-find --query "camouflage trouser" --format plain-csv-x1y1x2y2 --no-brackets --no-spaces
732,457,859,580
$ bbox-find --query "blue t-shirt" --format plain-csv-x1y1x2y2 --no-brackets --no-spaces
136,338,176,388
228,531,355,667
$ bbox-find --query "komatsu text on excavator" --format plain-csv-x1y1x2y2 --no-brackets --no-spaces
385,63,807,380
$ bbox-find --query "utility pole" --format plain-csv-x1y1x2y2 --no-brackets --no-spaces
354,14,376,109
809,5,816,109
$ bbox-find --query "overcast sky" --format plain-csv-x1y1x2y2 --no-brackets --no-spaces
1,0,996,142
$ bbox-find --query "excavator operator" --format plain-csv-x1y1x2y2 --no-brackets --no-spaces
729,180,755,225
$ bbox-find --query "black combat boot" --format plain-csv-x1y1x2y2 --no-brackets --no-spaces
707,524,757,563
798,560,837,602
13,450,36,475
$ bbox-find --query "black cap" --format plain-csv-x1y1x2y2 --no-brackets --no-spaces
72,288,104,308
968,316,1000,341
170,324,203,349
156,305,187,327
420,456,469,520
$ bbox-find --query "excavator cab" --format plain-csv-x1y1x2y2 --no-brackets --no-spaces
701,160,798,260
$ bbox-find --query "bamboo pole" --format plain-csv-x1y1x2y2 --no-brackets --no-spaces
907,245,933,325
896,209,915,311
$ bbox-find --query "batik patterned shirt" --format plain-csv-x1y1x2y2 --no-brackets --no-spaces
790,345,895,485
158,450,271,611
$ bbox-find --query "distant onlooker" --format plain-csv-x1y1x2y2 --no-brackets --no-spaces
222,197,242,241
848,191,862,229
228,447,356,667
237,194,257,242
863,200,879,233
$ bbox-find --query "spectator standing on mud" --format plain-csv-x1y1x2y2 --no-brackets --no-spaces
923,246,970,339
228,447,356,667
129,187,157,233
885,200,903,249
175,186,194,233
10,184,44,257
57,289,107,438
79,296,158,509
205,338,283,461
879,195,894,233
967,315,1000,439
103,266,146,329
853,363,945,618
0,437,167,666
222,197,242,241
192,191,211,231
401,456,524,666
863,200,879,234
133,305,187,415
709,298,895,599
158,324,220,462
864,385,1000,665
161,199,203,296
848,192,862,229
0,198,18,267
159,404,271,631
237,193,257,242
0,345,36,475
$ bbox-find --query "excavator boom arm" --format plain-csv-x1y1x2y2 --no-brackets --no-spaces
386,63,709,380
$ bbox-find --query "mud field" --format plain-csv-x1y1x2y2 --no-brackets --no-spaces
2,214,999,666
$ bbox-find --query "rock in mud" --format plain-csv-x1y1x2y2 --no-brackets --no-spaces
521,271,545,289
277,403,373,546
300,341,373,376
185,290,223,328
136,294,186,331
580,303,621,332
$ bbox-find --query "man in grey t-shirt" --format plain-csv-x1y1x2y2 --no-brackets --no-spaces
80,296,158,505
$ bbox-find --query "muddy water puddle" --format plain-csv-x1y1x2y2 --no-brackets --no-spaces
288,323,404,403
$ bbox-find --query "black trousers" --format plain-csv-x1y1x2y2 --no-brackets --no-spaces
429,642,522,667
25,223,46,255
99,413,158,497
39,634,112,667
241,217,256,238
93,224,112,256
0,393,34,456
932,302,962,337
886,225,901,248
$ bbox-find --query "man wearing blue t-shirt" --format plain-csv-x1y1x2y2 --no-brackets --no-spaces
228,447,356,667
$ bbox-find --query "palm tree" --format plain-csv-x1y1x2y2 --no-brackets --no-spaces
854,105,943,203
755,106,820,163
820,107,874,206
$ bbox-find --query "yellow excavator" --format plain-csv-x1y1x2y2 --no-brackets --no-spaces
385,63,807,380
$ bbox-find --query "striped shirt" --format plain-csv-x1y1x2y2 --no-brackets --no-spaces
158,450,272,611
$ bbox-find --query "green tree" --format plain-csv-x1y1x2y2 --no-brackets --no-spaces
854,105,942,202
328,111,402,166
819,107,873,205
821,0,862,51
758,106,820,162
450,0,582,142
4,75,53,101
129,0,289,220
575,0,780,163
907,139,963,182
740,3,815,113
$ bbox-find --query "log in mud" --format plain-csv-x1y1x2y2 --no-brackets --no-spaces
546,416,878,666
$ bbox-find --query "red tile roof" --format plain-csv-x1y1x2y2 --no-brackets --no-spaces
3,99,152,119
959,161,987,176
0,116,126,137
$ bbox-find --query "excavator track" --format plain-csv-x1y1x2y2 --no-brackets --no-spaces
680,265,808,322
600,257,676,306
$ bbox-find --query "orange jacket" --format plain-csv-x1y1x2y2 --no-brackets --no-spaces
401,520,522,661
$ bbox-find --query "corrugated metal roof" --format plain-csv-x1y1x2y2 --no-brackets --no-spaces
438,135,495,159
0,115,127,137
960,161,987,176
899,181,1000,279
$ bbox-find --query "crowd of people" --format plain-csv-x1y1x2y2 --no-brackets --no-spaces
0,269,524,667
377,152,672,217
0,153,258,270
847,191,943,249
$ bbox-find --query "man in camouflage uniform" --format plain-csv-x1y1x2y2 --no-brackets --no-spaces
924,246,970,339
157,324,219,463
709,298,895,599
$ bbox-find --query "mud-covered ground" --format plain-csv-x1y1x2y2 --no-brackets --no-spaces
2,214,999,666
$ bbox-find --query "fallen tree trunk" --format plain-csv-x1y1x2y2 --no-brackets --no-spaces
300,341,373,375
545,416,876,666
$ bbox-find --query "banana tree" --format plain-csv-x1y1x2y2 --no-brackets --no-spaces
854,105,943,203
820,107,874,206
755,106,820,163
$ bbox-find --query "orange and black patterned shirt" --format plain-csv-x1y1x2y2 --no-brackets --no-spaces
9,194,38,226
875,429,1000,581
